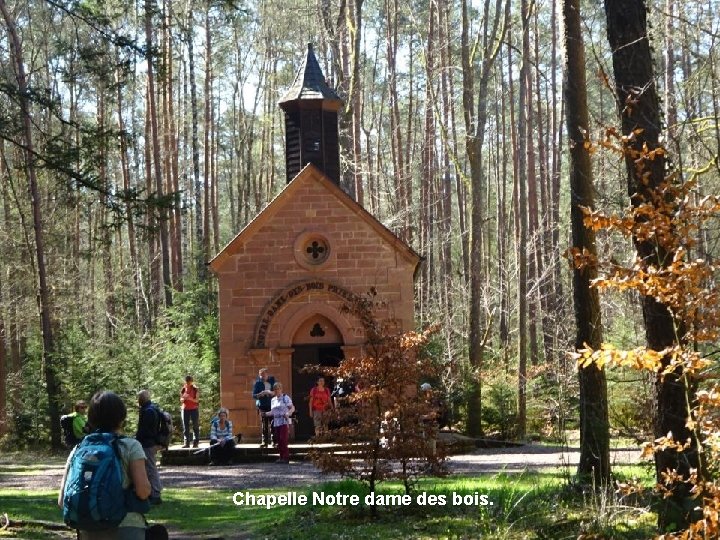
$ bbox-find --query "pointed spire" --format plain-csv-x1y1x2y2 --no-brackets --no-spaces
279,44,343,107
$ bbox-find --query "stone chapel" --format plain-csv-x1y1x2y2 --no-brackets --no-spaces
209,44,420,441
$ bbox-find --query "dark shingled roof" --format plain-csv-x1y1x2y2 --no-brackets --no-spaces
279,43,342,106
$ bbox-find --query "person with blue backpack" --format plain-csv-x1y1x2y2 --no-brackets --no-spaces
58,390,151,539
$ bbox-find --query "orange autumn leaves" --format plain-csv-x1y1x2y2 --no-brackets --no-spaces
569,135,720,538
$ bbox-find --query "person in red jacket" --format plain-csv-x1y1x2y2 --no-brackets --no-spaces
180,375,200,448
308,377,333,436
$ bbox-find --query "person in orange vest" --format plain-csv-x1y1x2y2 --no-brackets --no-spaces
180,375,200,448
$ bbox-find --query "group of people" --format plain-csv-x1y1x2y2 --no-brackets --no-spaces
58,390,164,540
57,375,208,538
57,373,442,537
252,368,355,461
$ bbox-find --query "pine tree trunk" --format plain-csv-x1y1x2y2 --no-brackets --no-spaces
115,68,142,328
187,16,203,277
563,0,610,486
163,0,183,292
145,0,172,308
516,0,531,440
349,0,364,205
0,0,61,448
464,0,508,437
203,5,212,266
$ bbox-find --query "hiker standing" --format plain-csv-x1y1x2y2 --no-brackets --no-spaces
61,400,89,448
266,382,294,464
252,368,275,447
135,390,163,505
59,391,151,539
180,375,200,448
308,377,332,436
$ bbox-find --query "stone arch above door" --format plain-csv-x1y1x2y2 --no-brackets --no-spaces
277,303,356,349
253,280,365,348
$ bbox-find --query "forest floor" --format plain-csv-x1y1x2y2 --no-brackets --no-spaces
0,443,647,539
1,442,644,491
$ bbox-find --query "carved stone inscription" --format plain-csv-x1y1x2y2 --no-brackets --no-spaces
255,281,356,347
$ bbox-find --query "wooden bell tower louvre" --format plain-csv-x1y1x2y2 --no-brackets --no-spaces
279,44,342,185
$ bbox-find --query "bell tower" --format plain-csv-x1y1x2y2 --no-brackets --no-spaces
279,44,343,185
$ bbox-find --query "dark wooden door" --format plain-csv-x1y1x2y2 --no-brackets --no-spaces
291,345,343,441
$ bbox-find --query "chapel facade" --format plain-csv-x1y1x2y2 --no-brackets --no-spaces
209,44,420,441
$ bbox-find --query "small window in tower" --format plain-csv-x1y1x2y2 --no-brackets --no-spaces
305,130,321,153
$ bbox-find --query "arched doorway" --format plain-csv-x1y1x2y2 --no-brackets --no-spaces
290,314,344,441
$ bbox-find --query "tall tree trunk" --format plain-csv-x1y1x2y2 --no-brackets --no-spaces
146,0,173,308
563,0,610,487
386,0,409,242
604,0,695,529
97,87,115,336
516,0,531,440
420,0,436,322
145,85,159,323
524,3,539,368
186,10,203,277
550,0,565,347
203,4,212,266
0,0,61,448
348,0,364,204
464,0,508,437
115,67,142,328
163,0,183,291
664,0,680,163
498,48,510,350
438,0,453,331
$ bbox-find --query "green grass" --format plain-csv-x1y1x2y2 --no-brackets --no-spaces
0,452,65,468
257,474,656,539
0,469,658,539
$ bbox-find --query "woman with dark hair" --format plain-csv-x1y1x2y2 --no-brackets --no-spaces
59,391,151,540
209,407,235,465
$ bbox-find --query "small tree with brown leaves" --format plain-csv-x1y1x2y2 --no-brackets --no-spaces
309,291,444,510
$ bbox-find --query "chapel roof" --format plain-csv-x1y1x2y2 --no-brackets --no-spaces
209,164,421,273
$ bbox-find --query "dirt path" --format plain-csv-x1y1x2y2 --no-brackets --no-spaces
1,444,644,491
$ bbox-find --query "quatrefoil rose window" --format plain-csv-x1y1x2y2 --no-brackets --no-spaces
294,231,332,270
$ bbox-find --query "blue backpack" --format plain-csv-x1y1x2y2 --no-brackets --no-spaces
62,432,127,530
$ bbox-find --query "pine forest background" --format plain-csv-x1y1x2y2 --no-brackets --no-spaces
0,0,717,448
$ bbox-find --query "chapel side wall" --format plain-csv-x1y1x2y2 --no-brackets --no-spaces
216,177,417,439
